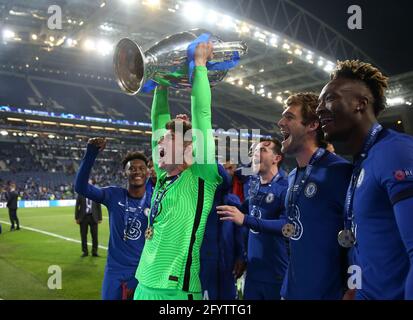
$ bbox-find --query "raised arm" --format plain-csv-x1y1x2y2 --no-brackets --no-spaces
191,42,220,183
74,138,106,204
151,87,171,176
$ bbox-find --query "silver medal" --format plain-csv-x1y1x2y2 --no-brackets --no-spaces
337,229,355,248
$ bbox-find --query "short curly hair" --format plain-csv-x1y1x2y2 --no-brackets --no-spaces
285,92,327,148
122,151,148,169
330,60,388,116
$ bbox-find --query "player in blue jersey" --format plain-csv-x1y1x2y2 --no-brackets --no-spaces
277,93,353,299
217,138,289,300
317,60,413,300
200,164,246,300
74,137,152,300
146,156,157,195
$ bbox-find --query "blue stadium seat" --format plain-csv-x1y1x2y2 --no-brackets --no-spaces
0,74,35,107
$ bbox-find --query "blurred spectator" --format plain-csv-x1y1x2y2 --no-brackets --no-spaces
0,138,150,200
6,183,20,231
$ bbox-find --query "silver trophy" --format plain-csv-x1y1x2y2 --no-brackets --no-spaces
113,29,248,95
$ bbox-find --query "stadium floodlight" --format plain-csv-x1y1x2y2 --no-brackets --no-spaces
66,38,77,47
0,130,8,136
96,40,113,56
183,2,204,21
282,43,290,50
143,0,161,8
219,15,235,29
294,48,302,56
2,29,15,40
254,30,266,43
269,37,278,47
324,62,335,73
239,23,250,34
83,39,96,51
387,97,405,106
406,101,412,106
100,24,114,32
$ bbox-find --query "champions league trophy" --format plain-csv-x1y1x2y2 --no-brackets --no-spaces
113,29,248,95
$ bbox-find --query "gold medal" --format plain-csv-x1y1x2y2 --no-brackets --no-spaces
282,223,295,238
145,227,154,240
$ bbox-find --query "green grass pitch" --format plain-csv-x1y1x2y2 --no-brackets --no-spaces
0,206,110,300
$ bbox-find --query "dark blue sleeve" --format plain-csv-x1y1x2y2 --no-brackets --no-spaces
243,215,286,235
394,197,413,299
74,144,107,205
243,184,288,235
218,163,231,193
240,199,249,215
225,193,246,261
375,135,413,205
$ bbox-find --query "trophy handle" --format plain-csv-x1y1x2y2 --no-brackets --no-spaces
212,41,248,60
113,38,146,95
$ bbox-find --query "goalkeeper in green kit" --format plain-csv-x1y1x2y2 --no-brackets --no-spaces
134,42,222,300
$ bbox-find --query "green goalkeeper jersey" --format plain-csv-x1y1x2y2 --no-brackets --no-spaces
136,66,222,293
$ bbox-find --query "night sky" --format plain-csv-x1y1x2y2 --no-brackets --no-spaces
271,0,413,76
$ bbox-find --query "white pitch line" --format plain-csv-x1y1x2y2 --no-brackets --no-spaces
0,220,108,250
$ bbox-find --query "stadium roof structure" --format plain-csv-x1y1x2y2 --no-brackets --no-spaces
0,0,412,135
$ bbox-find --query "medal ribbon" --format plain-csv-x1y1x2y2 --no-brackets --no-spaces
286,148,326,222
343,123,383,231
148,175,180,228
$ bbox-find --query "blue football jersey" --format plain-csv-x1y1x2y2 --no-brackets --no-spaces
281,151,353,299
242,173,289,284
352,129,413,299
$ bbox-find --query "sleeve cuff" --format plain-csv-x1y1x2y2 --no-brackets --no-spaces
194,66,208,72
391,189,413,205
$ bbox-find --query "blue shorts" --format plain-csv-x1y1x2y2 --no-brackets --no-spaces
101,270,138,300
243,276,282,300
